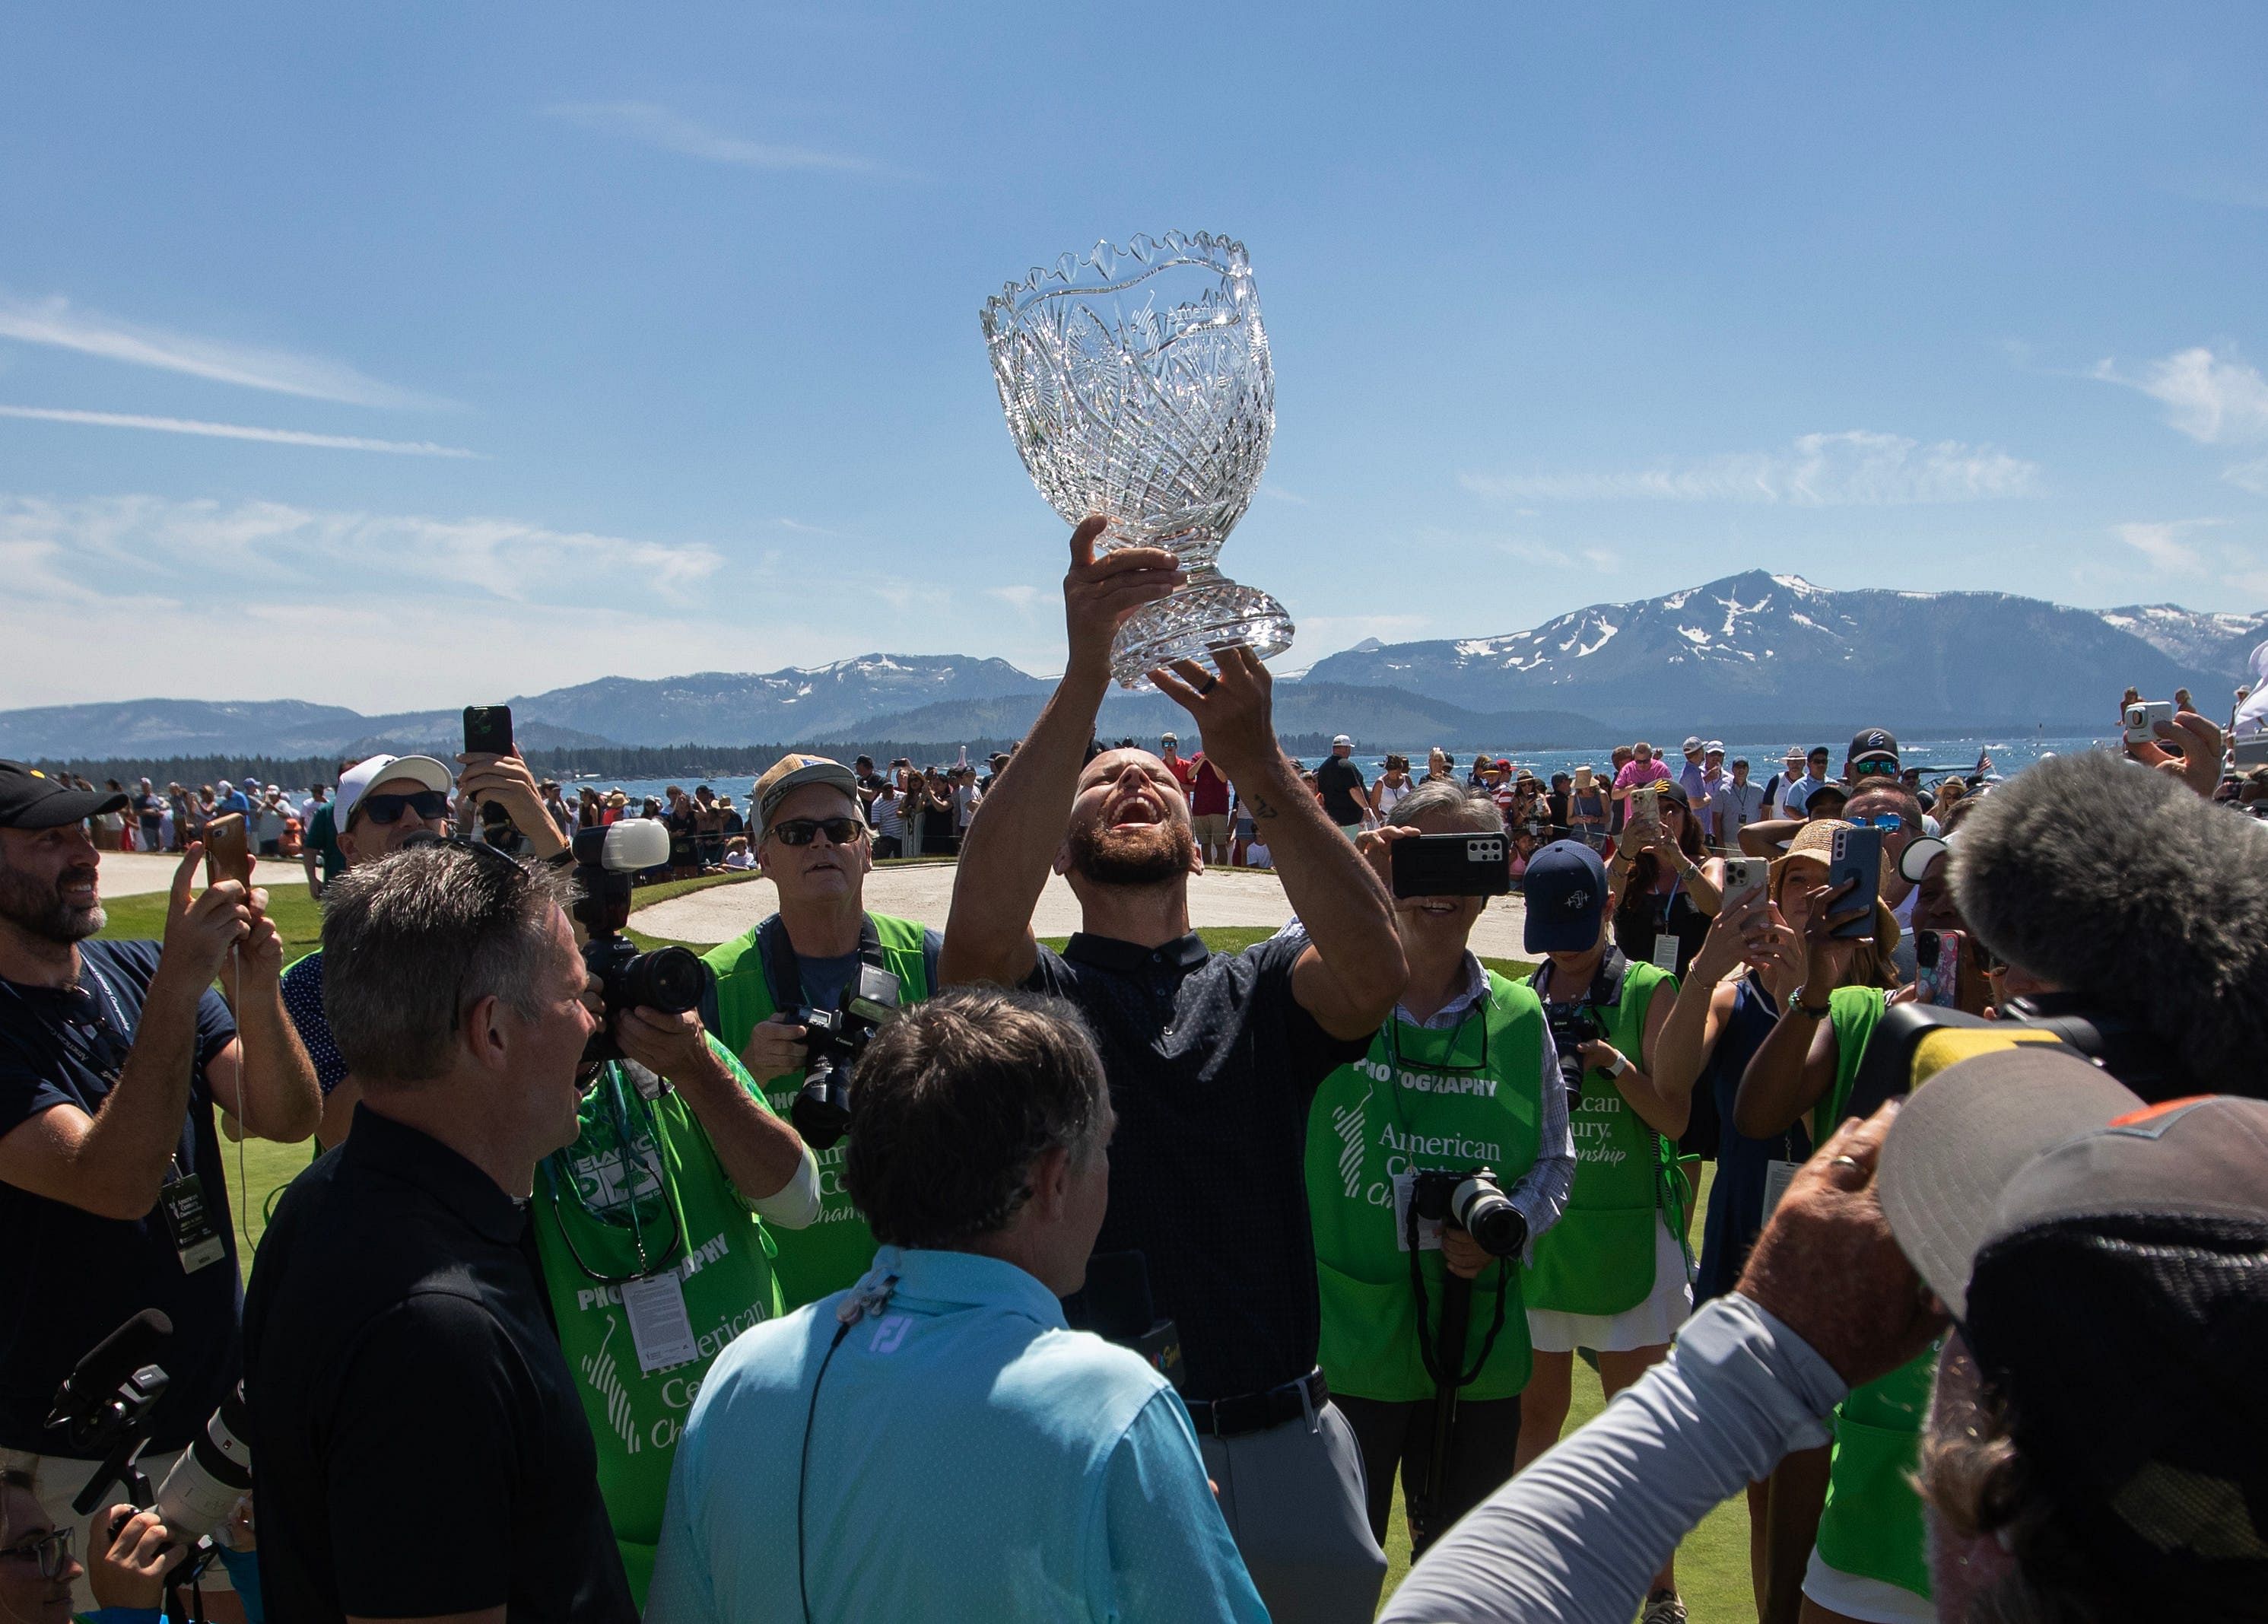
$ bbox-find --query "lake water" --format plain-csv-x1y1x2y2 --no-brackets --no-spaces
565,730,2123,809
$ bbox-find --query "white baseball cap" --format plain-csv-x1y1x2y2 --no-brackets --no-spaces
335,752,453,830
1333,734,1353,747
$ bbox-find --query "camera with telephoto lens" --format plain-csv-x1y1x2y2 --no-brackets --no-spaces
1410,1166,1526,1257
1545,1002,1599,1106
572,820,710,1065
788,961,902,1149
47,1311,248,1617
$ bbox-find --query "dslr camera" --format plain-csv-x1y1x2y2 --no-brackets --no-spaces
1410,1167,1526,1257
571,820,710,1065
789,961,903,1149
1545,1003,1599,1105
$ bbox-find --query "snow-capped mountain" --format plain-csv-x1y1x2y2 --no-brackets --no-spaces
1302,570,2233,733
2095,605,2268,685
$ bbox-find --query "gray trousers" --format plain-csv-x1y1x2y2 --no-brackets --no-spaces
1197,1399,1388,1624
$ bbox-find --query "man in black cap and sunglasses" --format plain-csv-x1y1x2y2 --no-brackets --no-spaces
0,760,320,1616
701,752,942,1310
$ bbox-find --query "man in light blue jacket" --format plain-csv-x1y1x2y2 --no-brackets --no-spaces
647,985,1266,1624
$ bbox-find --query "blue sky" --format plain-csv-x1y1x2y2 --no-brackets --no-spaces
3,3,2265,712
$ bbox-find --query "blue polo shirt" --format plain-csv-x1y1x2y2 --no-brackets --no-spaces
648,1246,1266,1623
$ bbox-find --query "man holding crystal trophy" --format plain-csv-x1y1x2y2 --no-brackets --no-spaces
943,231,1411,1622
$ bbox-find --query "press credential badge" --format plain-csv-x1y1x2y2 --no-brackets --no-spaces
620,1271,700,1374
160,1170,225,1274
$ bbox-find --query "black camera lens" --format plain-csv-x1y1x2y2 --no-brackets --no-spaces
624,945,706,1015
1453,1177,1526,1257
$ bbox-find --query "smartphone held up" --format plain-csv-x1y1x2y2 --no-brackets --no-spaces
202,813,253,891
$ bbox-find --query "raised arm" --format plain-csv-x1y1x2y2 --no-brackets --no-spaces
1151,649,1406,1039
940,518,1183,989
1653,895,1760,1101
1733,880,1867,1138
0,850,259,1219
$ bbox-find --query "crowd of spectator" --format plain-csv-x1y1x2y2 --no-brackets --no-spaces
3,532,2266,1623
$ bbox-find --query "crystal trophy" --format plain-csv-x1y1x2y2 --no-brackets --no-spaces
981,230,1294,687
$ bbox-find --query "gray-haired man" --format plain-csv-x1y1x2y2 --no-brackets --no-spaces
243,843,637,1623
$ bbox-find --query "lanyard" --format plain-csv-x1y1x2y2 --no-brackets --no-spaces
541,1066,691,1286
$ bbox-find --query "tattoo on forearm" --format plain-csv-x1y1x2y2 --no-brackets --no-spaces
1248,796,1279,819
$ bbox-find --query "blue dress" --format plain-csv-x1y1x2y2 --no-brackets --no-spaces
1694,974,1812,1305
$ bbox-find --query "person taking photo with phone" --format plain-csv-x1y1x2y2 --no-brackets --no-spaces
0,761,319,1621
1512,837,1691,1622
1303,780,1574,1556
1607,780,1725,980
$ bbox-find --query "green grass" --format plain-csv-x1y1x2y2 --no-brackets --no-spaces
100,907,1752,1621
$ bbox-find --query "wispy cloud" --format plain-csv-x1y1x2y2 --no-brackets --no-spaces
2227,456,2268,496
1495,539,1624,572
0,494,723,607
0,405,478,458
1259,483,1311,506
547,101,881,175
0,293,438,408
2114,519,2219,574
1464,431,2040,506
987,584,1044,613
2093,346,2268,446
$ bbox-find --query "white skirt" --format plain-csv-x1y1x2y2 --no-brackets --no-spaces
1803,1547,1935,1622
1526,1219,1693,1354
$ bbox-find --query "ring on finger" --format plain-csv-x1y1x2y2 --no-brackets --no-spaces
1828,1153,1866,1174
1197,675,1218,694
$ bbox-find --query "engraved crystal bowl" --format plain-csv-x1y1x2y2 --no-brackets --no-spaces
982,230,1294,687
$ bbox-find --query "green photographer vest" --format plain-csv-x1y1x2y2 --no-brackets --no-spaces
1521,956,1677,1318
701,911,931,1308
1809,983,1933,1601
1305,969,1547,1403
532,1044,785,1607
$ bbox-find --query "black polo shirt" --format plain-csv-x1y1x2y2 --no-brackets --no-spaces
1026,932,1369,1400
243,1105,634,1622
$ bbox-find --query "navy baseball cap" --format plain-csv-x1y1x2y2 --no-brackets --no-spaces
1522,840,1608,954
0,761,129,830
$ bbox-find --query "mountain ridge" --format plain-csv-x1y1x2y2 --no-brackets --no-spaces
5,580,2257,759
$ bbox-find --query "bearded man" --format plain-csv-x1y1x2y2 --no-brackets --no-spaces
943,519,1409,1624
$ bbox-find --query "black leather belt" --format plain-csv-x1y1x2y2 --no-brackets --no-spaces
1183,1369,1329,1438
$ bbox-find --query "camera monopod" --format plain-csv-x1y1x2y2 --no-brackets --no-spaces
1402,1210,1511,1549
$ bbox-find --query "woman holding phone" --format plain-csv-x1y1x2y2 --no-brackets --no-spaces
1606,781,1724,977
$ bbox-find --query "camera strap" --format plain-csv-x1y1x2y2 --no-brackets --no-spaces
1526,945,1628,1015
756,914,886,1014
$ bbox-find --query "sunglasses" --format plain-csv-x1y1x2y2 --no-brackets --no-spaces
770,817,866,847
356,790,449,827
1851,758,1901,777
2,1524,73,1580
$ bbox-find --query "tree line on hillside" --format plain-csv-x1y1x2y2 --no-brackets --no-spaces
31,732,1390,790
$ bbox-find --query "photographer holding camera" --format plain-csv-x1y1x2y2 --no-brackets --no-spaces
0,762,319,1621
1515,839,1691,1624
701,754,942,1309
244,841,637,1622
1303,781,1573,1554
532,813,817,1606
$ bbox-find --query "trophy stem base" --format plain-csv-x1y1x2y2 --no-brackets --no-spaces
1109,577,1296,689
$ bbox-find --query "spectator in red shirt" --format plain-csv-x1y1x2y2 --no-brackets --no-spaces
1159,733,1198,796
1189,753,1233,864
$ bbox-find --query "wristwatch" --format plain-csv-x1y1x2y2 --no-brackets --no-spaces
1790,984,1834,1019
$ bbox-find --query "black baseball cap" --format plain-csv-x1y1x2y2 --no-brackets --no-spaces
0,761,129,830
1847,726,1900,767
1521,840,1608,953
1879,1049,2268,1605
